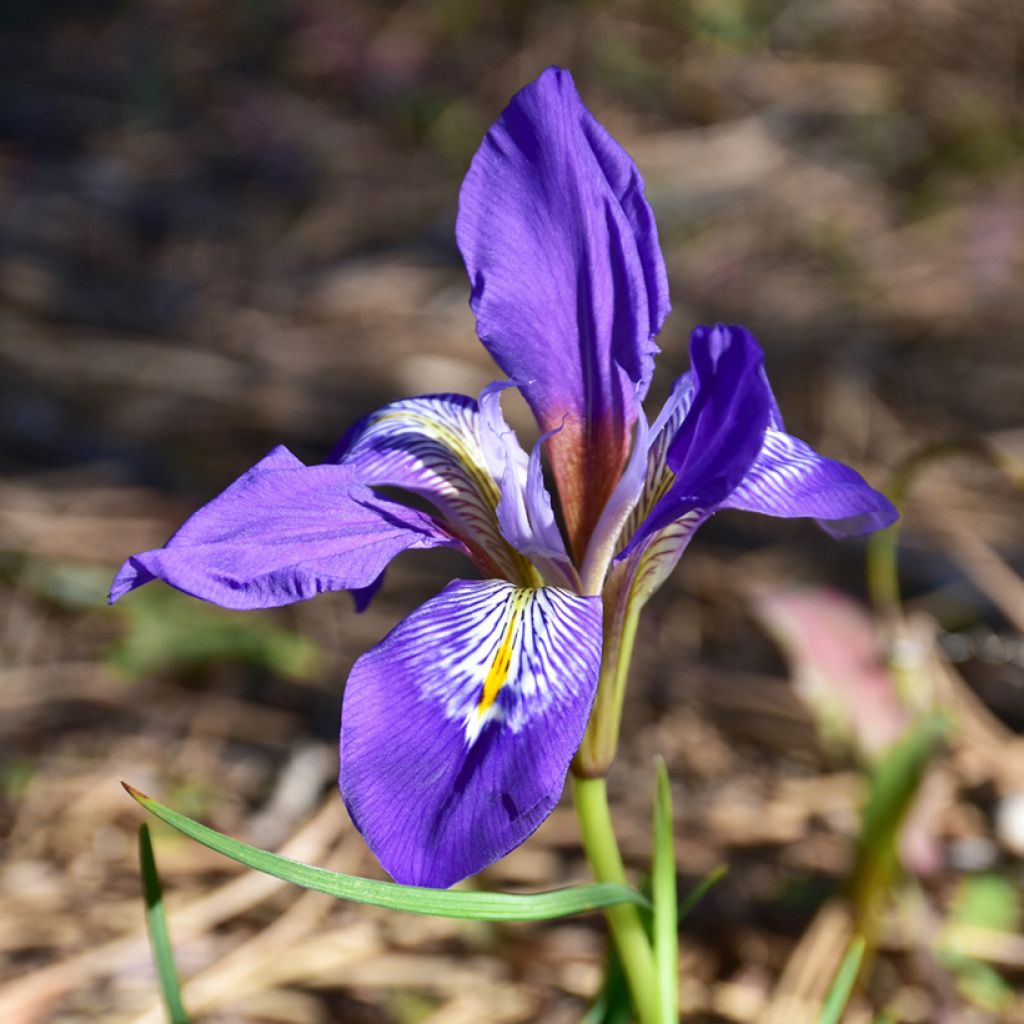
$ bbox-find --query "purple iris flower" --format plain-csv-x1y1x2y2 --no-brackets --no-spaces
110,68,897,889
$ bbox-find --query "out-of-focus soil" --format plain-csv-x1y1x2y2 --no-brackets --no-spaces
1,2,1022,1021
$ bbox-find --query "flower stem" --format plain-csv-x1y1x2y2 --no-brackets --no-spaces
574,581,641,776
572,774,660,1024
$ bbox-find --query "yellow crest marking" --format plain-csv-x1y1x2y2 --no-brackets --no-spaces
477,590,528,716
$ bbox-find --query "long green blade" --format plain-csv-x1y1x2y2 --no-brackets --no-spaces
582,938,633,1024
125,784,648,921
584,865,726,1024
651,757,678,1024
818,935,866,1024
677,864,726,922
851,716,949,916
139,824,190,1024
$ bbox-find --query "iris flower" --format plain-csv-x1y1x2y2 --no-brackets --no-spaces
111,68,896,889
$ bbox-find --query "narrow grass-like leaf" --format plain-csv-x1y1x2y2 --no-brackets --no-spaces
818,935,865,1024
938,874,1018,1012
125,784,648,921
851,716,949,922
584,865,725,1024
584,879,652,1024
652,757,677,1024
139,824,189,1024
581,942,633,1024
677,863,726,922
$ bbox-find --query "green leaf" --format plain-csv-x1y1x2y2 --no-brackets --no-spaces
939,875,1019,1012
651,757,678,1024
942,950,1015,1015
110,585,320,680
948,874,1021,935
584,864,726,1024
817,935,865,1024
139,824,190,1024
581,942,633,1024
125,784,649,922
940,952,1013,1013
22,559,320,680
677,863,726,922
851,716,949,915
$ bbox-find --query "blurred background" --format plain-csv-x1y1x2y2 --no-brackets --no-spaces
1,1,1022,1021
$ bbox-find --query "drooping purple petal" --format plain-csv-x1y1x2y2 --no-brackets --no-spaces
623,324,773,553
456,66,671,556
350,572,386,614
339,579,602,888
109,446,457,610
335,393,533,584
720,430,898,536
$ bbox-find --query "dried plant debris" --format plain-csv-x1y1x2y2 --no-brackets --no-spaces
2,0,1022,1020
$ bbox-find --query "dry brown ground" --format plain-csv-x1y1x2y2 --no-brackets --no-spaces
1,1,1023,1020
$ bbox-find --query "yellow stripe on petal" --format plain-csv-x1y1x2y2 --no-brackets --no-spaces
477,590,528,715
388,580,599,748
337,578,604,888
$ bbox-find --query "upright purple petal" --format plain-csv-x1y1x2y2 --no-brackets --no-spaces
339,579,602,888
602,324,895,639
110,446,457,610
624,324,773,552
456,67,670,556
604,374,703,609
616,324,895,606
664,325,773,503
617,372,694,549
720,430,898,536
